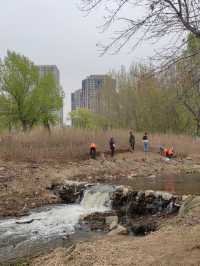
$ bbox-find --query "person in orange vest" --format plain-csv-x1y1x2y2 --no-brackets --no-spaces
166,147,174,158
160,146,174,159
90,143,97,159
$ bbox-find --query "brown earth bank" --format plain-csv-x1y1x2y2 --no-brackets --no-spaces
0,151,200,217
30,196,200,266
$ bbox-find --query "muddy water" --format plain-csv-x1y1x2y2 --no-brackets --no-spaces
124,174,200,195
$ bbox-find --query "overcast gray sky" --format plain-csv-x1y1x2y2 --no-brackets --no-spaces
0,0,157,119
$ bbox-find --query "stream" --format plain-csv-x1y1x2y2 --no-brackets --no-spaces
0,185,115,264
117,173,200,195
1,173,199,264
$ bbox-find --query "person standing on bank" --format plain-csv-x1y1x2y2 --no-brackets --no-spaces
129,131,135,151
90,143,97,159
142,132,149,152
109,137,116,157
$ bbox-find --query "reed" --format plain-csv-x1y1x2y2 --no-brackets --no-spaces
0,128,198,162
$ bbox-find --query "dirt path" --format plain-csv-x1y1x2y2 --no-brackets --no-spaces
0,151,200,217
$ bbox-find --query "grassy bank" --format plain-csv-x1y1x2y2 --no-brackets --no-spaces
0,128,199,162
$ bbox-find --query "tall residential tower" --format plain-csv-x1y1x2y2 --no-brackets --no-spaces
71,75,116,113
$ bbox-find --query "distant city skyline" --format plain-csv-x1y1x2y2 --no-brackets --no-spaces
0,0,164,121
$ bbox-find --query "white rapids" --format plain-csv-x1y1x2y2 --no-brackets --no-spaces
0,185,115,263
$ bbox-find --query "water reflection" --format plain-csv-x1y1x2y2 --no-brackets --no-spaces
126,174,200,195
164,176,175,193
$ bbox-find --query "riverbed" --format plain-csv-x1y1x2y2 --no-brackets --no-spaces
0,185,115,264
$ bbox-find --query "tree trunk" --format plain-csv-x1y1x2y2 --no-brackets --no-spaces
22,121,27,132
8,122,12,133
44,122,51,135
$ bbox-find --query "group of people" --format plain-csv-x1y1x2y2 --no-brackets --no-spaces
90,131,174,159
90,131,149,159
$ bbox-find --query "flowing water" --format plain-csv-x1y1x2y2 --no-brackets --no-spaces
0,185,115,264
1,174,199,264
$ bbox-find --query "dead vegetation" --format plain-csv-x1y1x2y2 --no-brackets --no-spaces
31,222,200,266
30,196,200,266
0,128,200,163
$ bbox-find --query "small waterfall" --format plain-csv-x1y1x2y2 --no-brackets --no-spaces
0,184,116,263
81,185,115,211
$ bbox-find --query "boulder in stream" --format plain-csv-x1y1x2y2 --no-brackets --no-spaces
111,186,179,217
108,225,128,236
49,180,92,203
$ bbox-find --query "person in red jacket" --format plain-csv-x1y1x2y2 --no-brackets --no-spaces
90,143,97,159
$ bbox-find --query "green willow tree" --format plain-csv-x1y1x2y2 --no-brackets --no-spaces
0,51,38,131
33,73,62,132
0,51,62,132
70,108,109,129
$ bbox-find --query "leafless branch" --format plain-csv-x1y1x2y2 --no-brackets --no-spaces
79,0,200,55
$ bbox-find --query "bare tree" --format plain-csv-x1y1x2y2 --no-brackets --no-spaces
80,0,200,55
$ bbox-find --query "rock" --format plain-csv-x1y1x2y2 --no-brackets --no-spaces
145,190,155,197
112,187,178,217
154,191,173,201
105,215,118,225
80,211,116,232
130,222,157,236
147,175,156,178
109,220,118,231
116,185,130,196
131,173,138,177
105,216,118,230
108,225,128,236
182,195,190,201
16,218,38,224
50,180,90,203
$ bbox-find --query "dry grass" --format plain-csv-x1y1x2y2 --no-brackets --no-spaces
31,224,200,266
0,128,200,163
0,128,127,162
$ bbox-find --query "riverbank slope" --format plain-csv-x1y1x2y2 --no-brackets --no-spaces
31,196,200,266
0,151,200,217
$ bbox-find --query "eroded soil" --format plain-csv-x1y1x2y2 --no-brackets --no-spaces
0,151,200,217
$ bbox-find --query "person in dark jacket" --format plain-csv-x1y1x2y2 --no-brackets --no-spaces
109,137,115,157
129,131,135,151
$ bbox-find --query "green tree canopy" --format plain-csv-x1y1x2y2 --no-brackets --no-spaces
70,108,109,129
0,51,62,132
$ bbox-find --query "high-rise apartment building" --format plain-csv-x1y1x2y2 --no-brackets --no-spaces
71,89,82,111
71,75,116,113
37,65,64,126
